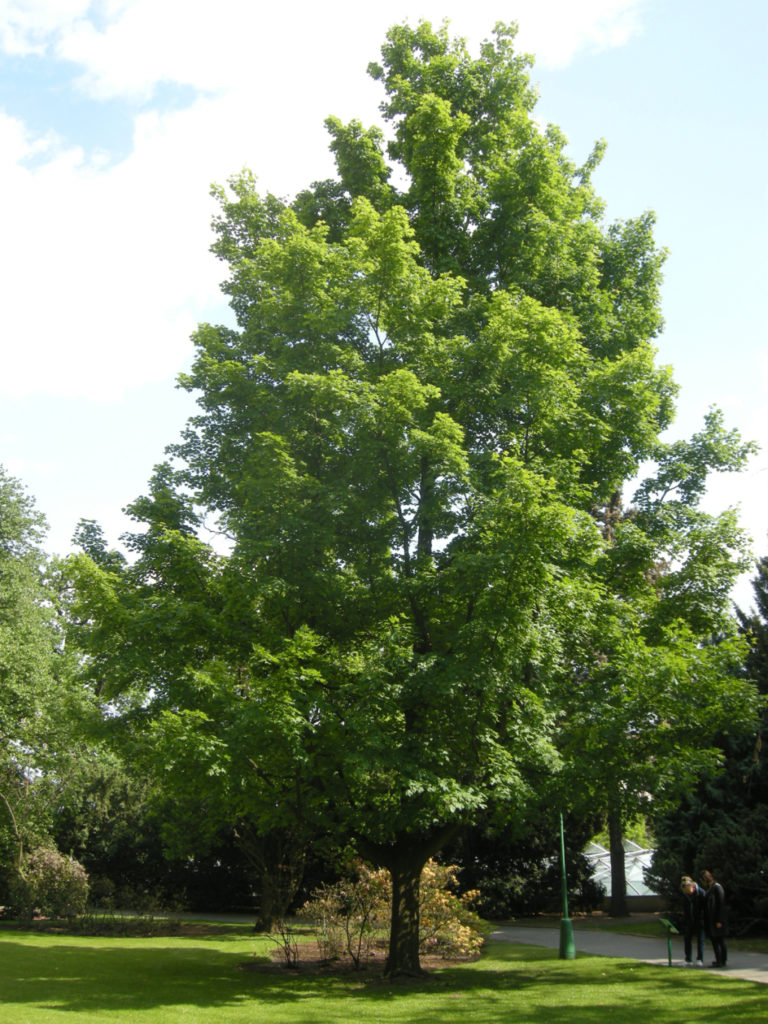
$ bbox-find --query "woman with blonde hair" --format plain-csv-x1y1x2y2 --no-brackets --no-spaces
680,875,706,966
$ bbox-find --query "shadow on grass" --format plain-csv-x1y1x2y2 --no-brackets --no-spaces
0,937,763,1023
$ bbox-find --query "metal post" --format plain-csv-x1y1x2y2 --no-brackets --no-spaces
659,918,679,966
559,812,576,959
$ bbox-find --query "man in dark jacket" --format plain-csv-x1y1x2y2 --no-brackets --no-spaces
700,869,728,967
680,875,706,966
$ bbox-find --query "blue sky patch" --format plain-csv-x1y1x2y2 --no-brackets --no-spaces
0,52,202,166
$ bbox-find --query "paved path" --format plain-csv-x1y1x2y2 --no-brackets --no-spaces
491,925,768,986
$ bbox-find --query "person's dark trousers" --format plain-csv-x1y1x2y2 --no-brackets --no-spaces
711,935,728,966
684,927,705,962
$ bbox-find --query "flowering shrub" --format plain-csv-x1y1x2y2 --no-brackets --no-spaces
418,860,484,957
10,847,89,923
297,861,389,967
298,859,484,966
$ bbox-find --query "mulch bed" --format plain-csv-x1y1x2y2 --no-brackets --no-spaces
240,940,477,982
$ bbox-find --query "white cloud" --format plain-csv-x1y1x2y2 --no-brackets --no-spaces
0,0,645,400
0,0,92,54
0,108,213,398
3,1,645,96
514,0,644,68
0,89,346,399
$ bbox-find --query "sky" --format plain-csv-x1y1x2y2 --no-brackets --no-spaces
0,0,766,609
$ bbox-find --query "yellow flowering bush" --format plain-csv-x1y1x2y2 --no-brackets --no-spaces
418,861,484,957
299,859,484,966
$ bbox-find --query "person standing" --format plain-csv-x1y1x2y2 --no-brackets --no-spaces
700,869,728,967
680,875,706,966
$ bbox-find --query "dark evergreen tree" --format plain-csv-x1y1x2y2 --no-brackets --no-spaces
648,548,768,929
442,809,604,918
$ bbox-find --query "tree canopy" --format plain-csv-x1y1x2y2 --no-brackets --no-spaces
0,466,81,884
69,20,759,972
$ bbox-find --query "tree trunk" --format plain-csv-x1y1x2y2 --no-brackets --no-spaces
234,823,305,932
608,808,629,917
253,877,278,933
357,825,459,978
387,855,425,977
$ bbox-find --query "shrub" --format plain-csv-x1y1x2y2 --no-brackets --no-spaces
298,861,389,967
9,847,89,923
418,861,484,958
268,919,301,967
298,859,484,967
86,875,117,908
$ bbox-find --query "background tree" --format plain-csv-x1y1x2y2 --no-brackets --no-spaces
557,412,758,915
737,547,768,696
67,496,317,924
50,746,268,912
648,547,768,928
69,21,757,972
442,808,604,918
0,466,56,876
0,467,88,902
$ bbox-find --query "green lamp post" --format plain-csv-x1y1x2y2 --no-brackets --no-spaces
559,812,576,959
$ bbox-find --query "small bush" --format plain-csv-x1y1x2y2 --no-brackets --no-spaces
298,862,388,967
418,861,484,958
86,875,117,908
268,919,301,967
10,847,89,923
298,859,484,967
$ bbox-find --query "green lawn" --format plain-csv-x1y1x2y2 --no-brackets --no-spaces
0,926,764,1024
